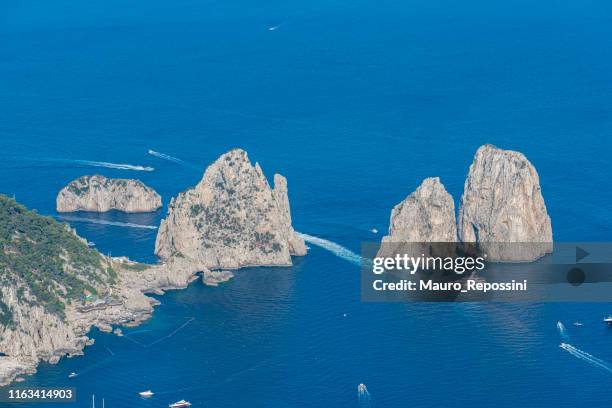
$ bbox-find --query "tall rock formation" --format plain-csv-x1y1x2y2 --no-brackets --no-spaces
382,177,457,243
457,144,552,261
379,177,457,258
154,149,306,270
272,174,308,256
56,175,162,213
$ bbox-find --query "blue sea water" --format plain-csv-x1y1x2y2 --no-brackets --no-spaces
1,0,612,406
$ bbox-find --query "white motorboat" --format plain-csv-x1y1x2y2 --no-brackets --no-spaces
139,390,154,398
169,400,192,408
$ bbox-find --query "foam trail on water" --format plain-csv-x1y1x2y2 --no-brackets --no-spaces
18,157,155,171
58,216,158,230
71,159,154,171
148,150,184,164
297,232,363,266
358,383,371,407
147,149,201,171
560,343,612,374
557,321,569,341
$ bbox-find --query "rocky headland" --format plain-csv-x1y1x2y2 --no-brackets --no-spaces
56,175,162,213
0,195,201,386
155,148,307,271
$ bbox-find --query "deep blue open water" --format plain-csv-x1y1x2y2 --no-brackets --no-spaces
1,0,612,406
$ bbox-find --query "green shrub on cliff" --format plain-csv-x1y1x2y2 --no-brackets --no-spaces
0,195,114,320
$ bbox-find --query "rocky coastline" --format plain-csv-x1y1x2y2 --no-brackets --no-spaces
1,144,552,386
0,256,199,387
1,149,306,386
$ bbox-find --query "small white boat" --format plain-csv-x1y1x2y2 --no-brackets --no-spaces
573,322,584,327
604,316,612,324
139,390,154,398
68,372,78,379
87,241,96,247
169,400,192,408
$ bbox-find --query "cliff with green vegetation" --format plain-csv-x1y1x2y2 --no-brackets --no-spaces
0,195,196,386
0,196,115,318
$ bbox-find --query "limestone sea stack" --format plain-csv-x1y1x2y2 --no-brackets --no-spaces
457,144,553,261
56,175,162,213
382,177,457,243
378,177,457,258
155,148,306,270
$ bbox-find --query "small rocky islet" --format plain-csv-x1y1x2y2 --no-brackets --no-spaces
56,175,162,213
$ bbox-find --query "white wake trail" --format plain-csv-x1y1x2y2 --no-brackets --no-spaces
148,150,184,164
358,383,371,407
560,343,612,374
58,216,158,230
557,321,569,341
296,232,363,266
71,160,154,171
148,149,200,170
22,157,155,171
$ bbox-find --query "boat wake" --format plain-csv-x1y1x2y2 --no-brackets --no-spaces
358,383,371,407
147,150,183,164
560,343,612,374
268,23,283,31
69,159,154,171
148,150,184,163
57,216,158,230
296,232,363,266
148,150,200,170
15,157,155,171
557,321,569,341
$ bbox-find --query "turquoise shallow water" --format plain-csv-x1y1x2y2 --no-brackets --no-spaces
1,0,612,406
